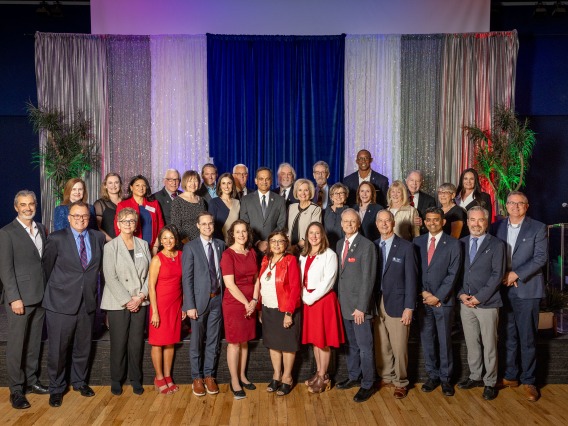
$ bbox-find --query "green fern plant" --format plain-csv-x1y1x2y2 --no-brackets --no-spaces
463,106,536,216
27,102,100,203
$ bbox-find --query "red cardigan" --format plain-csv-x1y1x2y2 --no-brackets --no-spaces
114,197,164,248
259,254,302,313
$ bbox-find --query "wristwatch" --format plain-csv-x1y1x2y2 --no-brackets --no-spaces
284,312,292,317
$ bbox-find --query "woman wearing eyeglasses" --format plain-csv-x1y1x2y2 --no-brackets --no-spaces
101,207,151,396
323,183,349,250
437,182,467,239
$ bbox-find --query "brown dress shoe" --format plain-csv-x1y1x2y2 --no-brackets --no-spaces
394,387,408,399
524,384,539,402
380,380,395,389
204,377,219,395
193,378,206,396
502,378,519,387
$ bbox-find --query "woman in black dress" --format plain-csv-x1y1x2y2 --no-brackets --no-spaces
94,173,123,242
455,168,493,223
437,182,467,239
323,183,349,250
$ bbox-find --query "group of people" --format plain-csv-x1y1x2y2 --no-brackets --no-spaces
0,149,547,410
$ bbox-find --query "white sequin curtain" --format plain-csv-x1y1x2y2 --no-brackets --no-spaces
150,35,209,191
344,35,402,183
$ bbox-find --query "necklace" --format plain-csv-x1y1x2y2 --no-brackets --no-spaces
266,255,284,281
163,251,177,261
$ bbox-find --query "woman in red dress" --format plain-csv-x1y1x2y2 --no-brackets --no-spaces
220,219,259,399
148,225,185,394
299,222,344,393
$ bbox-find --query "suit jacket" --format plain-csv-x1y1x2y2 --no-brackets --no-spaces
375,235,418,318
336,233,378,320
460,192,493,223
42,228,105,315
0,220,47,306
196,183,215,204
287,202,322,243
273,186,298,206
153,187,182,225
414,190,436,234
343,169,389,207
413,232,461,306
100,236,151,310
490,216,548,299
240,190,287,243
236,186,253,200
182,237,226,314
299,248,338,306
353,203,383,243
458,234,505,308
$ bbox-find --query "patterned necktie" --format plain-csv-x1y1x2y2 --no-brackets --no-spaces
469,237,478,264
171,192,177,200
381,241,387,275
208,242,219,293
341,239,350,267
261,194,267,219
281,189,287,199
317,187,324,207
409,194,414,207
427,236,436,265
79,234,88,270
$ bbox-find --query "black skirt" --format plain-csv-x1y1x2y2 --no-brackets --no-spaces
261,305,302,352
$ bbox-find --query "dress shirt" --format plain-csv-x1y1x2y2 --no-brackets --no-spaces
71,227,91,264
342,232,359,257
257,190,271,207
469,233,486,256
428,232,443,251
410,192,420,207
456,192,474,208
200,236,220,280
380,234,395,260
206,185,218,199
506,218,524,269
316,184,329,209
16,218,43,256
280,187,292,199
357,173,371,186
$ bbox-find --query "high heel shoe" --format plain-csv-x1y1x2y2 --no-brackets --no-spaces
240,380,256,390
164,376,179,393
305,372,318,387
154,377,173,394
308,374,331,394
230,383,246,400
276,380,294,396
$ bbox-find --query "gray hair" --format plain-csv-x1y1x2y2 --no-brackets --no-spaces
277,162,296,181
312,160,330,174
507,191,529,204
467,205,489,220
232,163,249,173
14,190,37,206
117,207,138,222
376,209,395,222
163,168,181,180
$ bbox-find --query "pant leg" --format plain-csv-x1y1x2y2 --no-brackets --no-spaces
511,297,540,385
381,302,410,388
501,292,519,380
460,303,483,381
476,307,499,387
343,319,362,382
433,306,453,382
46,310,77,394
24,305,45,387
375,301,395,383
419,305,440,380
189,314,206,380
108,309,129,383
70,304,94,388
127,306,147,384
352,319,375,389
203,295,223,378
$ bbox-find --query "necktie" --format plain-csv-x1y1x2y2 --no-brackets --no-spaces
469,237,478,264
281,189,287,199
380,241,387,275
261,194,267,219
409,194,414,207
79,234,88,270
171,192,177,199
208,242,219,293
341,239,350,267
317,187,324,207
238,190,244,199
427,236,436,265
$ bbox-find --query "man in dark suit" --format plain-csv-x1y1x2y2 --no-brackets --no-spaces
458,206,505,401
232,164,253,200
491,191,547,402
343,149,389,207
240,167,287,254
405,170,436,234
273,162,298,206
335,208,378,403
197,163,218,203
413,207,461,397
182,211,226,397
42,201,106,407
374,210,417,399
153,168,182,224
312,160,330,209
0,190,49,409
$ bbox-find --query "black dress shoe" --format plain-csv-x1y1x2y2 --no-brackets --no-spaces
240,380,256,391
111,381,122,396
421,378,441,392
457,378,484,389
336,378,361,390
441,382,455,396
482,386,498,401
353,387,375,403
10,391,31,409
132,382,144,395
49,393,63,407
74,384,95,397
25,382,49,395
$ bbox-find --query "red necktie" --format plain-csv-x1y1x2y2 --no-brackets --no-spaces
427,236,436,265
409,194,414,207
342,239,350,267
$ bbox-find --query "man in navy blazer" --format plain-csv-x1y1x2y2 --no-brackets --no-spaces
490,191,547,402
343,149,389,207
182,211,226,397
413,207,461,396
335,208,378,403
458,206,505,401
42,201,105,407
405,170,436,234
374,210,417,399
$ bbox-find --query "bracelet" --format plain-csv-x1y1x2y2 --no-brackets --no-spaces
252,298,258,303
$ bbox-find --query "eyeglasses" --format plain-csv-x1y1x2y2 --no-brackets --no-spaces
506,201,527,207
313,171,327,176
119,219,136,225
269,240,287,245
69,214,90,220
332,191,347,196
234,172,248,177
165,178,180,182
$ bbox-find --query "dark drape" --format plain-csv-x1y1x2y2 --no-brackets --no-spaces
207,34,345,187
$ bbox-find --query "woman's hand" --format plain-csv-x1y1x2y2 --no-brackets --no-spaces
181,310,187,320
283,314,293,329
126,296,142,312
151,312,160,328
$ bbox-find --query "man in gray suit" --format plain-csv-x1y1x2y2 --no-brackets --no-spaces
153,168,182,225
240,167,287,254
0,190,49,409
42,201,105,407
335,208,378,403
458,206,505,401
182,211,226,397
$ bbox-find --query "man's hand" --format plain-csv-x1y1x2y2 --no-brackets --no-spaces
400,308,413,326
10,299,24,315
352,309,365,325
187,309,198,320
503,271,519,287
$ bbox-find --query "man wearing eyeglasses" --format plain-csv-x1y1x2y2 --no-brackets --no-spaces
490,191,547,402
312,161,330,209
153,169,182,224
232,164,252,200
42,201,105,407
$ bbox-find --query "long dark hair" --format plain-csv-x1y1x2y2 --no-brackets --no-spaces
157,224,183,252
125,175,155,202
456,168,483,201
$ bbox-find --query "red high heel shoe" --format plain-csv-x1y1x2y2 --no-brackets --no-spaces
164,376,179,393
154,377,173,394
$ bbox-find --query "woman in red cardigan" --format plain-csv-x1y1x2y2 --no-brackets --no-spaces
115,175,164,255
257,230,302,396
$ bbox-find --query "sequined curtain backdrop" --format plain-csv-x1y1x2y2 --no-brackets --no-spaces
35,32,108,231
400,35,443,195
150,35,209,190
344,35,402,183
107,36,152,193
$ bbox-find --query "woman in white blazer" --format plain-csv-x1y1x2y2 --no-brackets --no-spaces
101,207,152,396
299,222,344,393
287,179,322,255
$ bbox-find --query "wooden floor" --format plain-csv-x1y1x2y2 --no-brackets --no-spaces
2,383,568,425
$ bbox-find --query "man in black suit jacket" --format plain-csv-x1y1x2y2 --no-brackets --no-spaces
413,207,461,397
240,167,287,254
182,212,226,397
153,168,182,224
343,149,389,207
374,210,417,399
0,190,49,409
232,164,253,200
406,170,436,234
273,162,298,206
197,163,218,203
42,201,105,407
457,206,505,401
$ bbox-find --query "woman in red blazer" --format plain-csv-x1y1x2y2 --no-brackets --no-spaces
257,230,301,396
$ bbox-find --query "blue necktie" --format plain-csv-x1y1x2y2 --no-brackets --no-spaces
469,237,478,264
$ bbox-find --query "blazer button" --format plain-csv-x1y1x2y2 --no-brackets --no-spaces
125,279,129,281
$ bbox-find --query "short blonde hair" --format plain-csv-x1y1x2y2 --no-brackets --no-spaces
293,178,315,200
387,180,409,207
